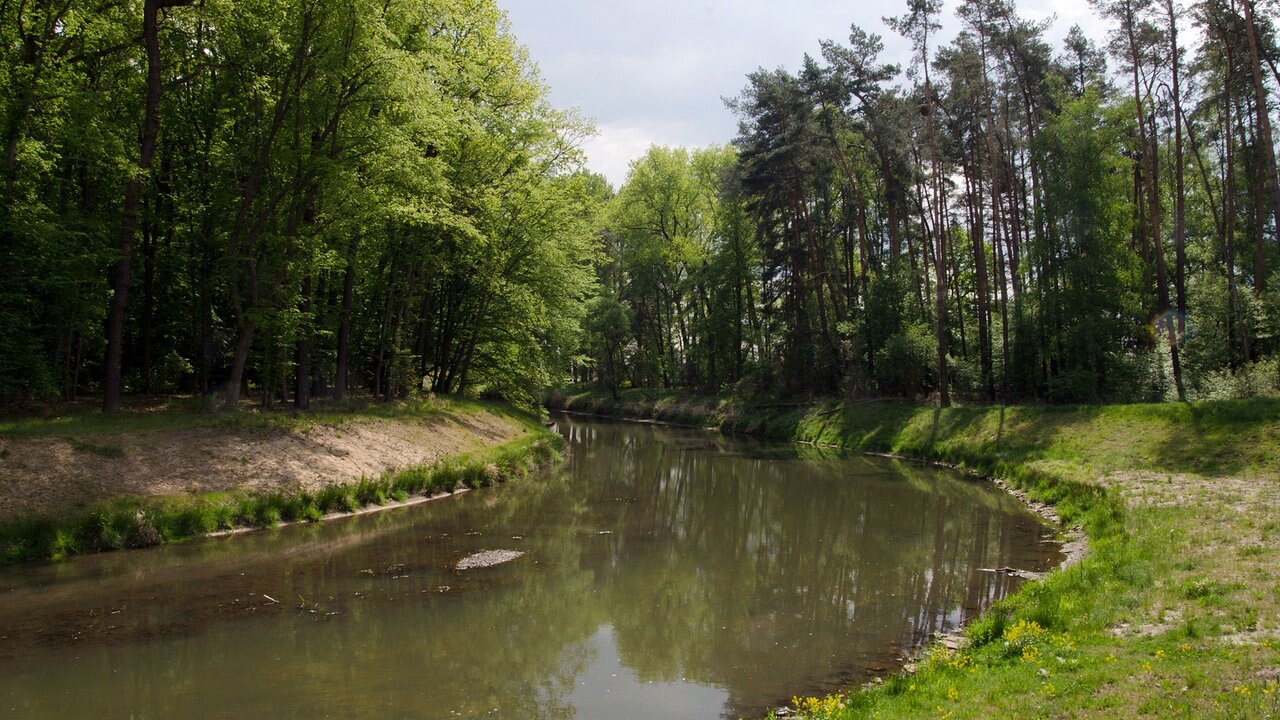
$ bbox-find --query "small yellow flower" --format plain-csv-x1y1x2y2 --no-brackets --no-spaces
794,694,846,717
1005,620,1047,644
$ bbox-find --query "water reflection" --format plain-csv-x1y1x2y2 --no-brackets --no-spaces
0,415,1060,719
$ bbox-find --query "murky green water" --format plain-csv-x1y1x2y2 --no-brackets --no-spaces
0,415,1060,719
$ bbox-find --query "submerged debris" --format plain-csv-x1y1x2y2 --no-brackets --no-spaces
455,549,524,571
979,566,1044,580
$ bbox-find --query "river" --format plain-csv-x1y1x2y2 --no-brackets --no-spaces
0,414,1061,719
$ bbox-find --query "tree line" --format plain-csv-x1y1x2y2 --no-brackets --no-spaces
4,0,1278,410
582,0,1280,404
1,0,600,410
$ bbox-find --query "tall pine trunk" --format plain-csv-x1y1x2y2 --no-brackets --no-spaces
1167,0,1187,400
1241,0,1280,248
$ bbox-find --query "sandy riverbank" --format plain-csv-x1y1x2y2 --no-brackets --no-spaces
0,407,527,521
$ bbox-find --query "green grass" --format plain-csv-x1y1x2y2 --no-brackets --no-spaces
547,388,1280,719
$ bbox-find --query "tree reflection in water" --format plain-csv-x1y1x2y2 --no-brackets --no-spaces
0,415,1060,719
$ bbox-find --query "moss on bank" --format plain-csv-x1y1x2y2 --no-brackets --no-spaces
547,388,1280,718
0,401,562,565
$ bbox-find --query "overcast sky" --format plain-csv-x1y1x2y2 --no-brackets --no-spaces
498,0,1105,189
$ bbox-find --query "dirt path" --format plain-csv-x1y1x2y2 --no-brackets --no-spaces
0,411,526,520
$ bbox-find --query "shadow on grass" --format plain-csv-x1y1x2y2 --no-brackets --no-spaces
1148,398,1280,477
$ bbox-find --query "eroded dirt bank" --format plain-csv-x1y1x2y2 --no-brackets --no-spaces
0,410,527,520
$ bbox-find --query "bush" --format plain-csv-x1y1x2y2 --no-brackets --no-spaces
170,502,222,538
874,323,936,399
1191,359,1280,401
1046,368,1099,404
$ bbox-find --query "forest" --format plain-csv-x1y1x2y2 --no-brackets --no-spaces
2,0,1279,410
1,0,600,410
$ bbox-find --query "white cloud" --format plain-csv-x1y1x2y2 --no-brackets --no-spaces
503,0,1127,190
582,120,734,189
580,125,655,189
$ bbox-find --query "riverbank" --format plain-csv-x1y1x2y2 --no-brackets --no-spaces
546,388,1280,718
0,397,562,564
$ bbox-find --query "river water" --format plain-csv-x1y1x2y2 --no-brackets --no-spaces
0,415,1061,719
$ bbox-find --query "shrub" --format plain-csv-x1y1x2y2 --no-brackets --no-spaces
1191,359,1280,401
1046,368,1099,404
874,323,936,399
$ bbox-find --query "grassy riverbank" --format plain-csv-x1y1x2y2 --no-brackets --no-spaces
547,388,1280,718
0,398,562,565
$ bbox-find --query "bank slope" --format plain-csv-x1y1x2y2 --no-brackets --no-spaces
0,398,562,564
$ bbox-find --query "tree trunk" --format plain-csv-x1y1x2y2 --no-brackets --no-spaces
1242,0,1280,249
226,320,255,407
141,209,157,394
926,90,950,407
1224,88,1251,368
1167,0,1187,400
294,273,312,410
106,1,179,413
333,237,359,400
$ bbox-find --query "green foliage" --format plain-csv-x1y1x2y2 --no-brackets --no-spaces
1190,360,1280,400
874,322,936,398
354,476,388,506
317,484,359,514
0,0,599,410
583,292,633,396
598,144,754,391
1024,90,1146,403
3,0,1276,412
573,0,1280,406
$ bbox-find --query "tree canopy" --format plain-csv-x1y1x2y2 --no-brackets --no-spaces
0,0,598,409
580,0,1280,405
